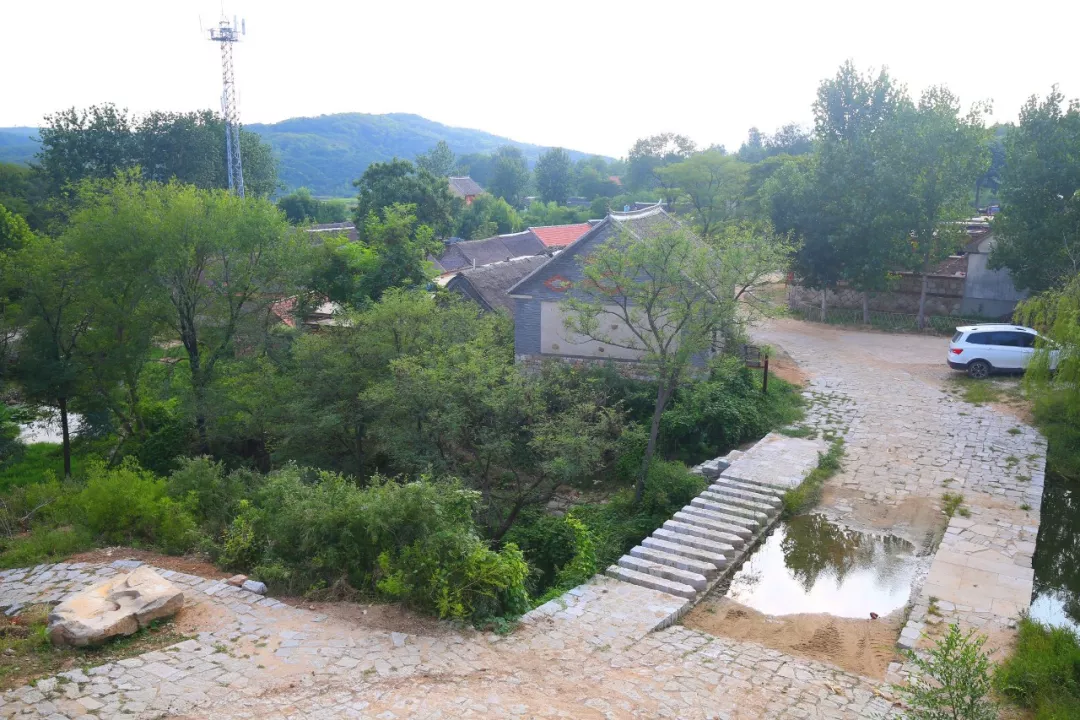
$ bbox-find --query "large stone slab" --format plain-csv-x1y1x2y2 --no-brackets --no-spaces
720,432,827,490
47,566,184,646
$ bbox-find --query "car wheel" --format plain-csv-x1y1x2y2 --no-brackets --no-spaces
967,360,991,379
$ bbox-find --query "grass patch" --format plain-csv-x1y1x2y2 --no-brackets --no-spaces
948,376,1008,405
781,439,845,516
777,425,817,439
0,444,86,493
995,617,1080,718
0,605,189,691
0,527,94,569
942,492,965,518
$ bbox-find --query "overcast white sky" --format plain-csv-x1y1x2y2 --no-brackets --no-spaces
4,1,1078,158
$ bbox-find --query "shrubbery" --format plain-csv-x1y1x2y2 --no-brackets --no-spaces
995,617,1080,718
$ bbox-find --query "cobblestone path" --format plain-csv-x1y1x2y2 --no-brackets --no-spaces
0,319,1044,718
755,319,1045,655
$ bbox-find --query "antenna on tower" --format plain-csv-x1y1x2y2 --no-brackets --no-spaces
209,15,246,198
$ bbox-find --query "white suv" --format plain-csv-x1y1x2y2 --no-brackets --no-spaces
948,324,1048,379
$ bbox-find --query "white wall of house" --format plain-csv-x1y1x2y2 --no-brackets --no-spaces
539,301,648,361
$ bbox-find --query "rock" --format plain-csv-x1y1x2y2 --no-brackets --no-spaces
47,567,184,647
226,574,248,587
241,580,267,595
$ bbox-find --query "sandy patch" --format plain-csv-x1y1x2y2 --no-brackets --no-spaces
66,547,230,580
767,346,811,386
278,598,457,638
821,489,946,548
683,598,903,679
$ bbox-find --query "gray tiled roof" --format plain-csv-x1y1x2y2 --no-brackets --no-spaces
448,176,484,197
432,231,547,273
446,255,552,314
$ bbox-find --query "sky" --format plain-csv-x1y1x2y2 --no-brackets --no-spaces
4,0,1078,158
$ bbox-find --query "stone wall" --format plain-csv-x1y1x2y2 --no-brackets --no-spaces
788,276,965,317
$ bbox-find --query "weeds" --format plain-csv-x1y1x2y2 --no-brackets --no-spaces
941,492,965,518
895,623,996,720
781,439,845,516
995,617,1080,718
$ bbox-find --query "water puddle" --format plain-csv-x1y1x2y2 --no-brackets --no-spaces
12,407,82,444
722,513,920,618
1031,471,1080,633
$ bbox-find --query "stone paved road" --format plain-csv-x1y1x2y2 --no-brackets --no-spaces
0,319,1045,718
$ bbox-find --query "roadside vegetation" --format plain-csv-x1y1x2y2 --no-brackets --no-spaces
780,439,845,516
995,617,1080,719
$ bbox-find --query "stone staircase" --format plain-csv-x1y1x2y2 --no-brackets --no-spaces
604,441,807,602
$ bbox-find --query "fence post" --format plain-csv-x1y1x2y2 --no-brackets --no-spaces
762,354,769,395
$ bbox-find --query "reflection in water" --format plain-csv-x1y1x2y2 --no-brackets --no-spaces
725,514,919,618
17,409,83,444
1031,472,1080,633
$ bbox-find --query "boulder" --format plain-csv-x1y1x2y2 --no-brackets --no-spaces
47,567,184,647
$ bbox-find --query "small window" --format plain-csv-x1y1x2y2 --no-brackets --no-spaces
967,332,991,345
951,331,963,342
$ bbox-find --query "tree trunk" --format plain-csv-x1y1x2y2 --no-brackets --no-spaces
917,271,929,330
820,288,827,323
193,382,210,454
862,291,870,324
58,396,71,478
637,379,672,504
975,182,982,209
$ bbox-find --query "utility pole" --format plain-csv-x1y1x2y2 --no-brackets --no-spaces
209,17,246,197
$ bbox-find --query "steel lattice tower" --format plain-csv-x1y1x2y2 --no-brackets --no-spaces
209,18,246,198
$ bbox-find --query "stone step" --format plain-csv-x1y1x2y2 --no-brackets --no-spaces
605,565,697,600
630,545,719,577
618,555,708,590
690,496,769,525
721,473,793,494
651,528,736,558
680,504,761,532
673,511,754,540
701,488,777,515
722,449,745,463
710,480,782,507
712,478,785,505
641,536,728,568
662,520,745,550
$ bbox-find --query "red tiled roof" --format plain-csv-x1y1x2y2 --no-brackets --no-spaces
529,223,593,248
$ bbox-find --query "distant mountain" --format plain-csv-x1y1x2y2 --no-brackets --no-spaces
247,113,608,197
0,127,39,165
0,113,610,198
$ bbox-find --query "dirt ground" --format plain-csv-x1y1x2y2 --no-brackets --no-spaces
66,547,231,580
277,598,454,638
820,488,944,548
683,598,903,679
766,345,810,386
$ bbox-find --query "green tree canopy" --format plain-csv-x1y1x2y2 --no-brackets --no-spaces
534,147,574,203
415,140,456,177
352,158,459,239
487,146,531,207
657,151,749,238
277,187,348,224
454,193,524,239
626,133,696,193
36,105,278,199
991,88,1080,293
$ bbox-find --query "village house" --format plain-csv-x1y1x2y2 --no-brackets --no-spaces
508,204,678,365
445,255,550,318
447,176,484,205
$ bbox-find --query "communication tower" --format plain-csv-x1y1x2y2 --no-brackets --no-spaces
209,17,246,197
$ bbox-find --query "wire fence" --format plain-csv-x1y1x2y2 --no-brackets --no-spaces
788,302,988,336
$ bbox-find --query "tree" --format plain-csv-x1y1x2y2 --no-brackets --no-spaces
353,158,460,239
657,151,749,238
894,88,989,327
0,162,48,230
0,204,35,372
737,127,767,163
626,133,696,193
5,235,93,476
59,175,173,459
454,152,495,188
355,204,441,300
454,193,524,240
147,182,299,451
974,126,1006,208
895,623,996,720
534,148,575,203
36,105,278,199
415,140,456,177
487,146,531,207
807,61,912,322
561,222,790,503
277,187,348,224
991,88,1080,293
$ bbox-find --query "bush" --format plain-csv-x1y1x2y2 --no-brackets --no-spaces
781,439,845,516
896,622,996,720
225,467,530,621
661,356,804,463
503,512,579,595
76,459,199,553
0,526,93,569
167,456,259,540
995,617,1080,719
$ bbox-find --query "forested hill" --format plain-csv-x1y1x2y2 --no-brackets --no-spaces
1,113,608,197
0,128,39,165
252,113,606,197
